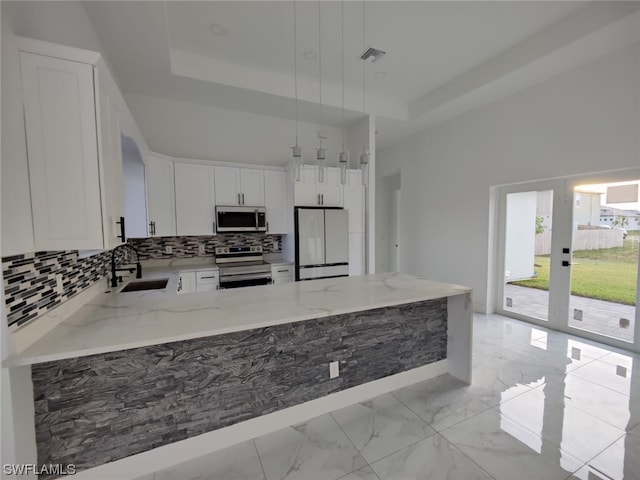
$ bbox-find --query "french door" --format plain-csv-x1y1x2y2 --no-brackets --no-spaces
496,171,640,353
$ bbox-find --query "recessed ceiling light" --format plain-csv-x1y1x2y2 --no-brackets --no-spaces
303,51,317,60
209,24,227,36
374,72,387,79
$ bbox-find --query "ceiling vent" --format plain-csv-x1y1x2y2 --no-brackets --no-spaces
359,47,386,63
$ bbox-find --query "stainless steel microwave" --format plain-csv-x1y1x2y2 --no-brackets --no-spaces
216,206,267,232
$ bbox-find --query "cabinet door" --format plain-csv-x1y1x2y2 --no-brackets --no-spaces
97,87,125,248
325,209,349,264
214,166,241,206
318,167,343,207
349,232,365,276
20,52,104,250
178,272,196,293
146,156,176,236
344,170,365,233
294,166,319,206
240,168,265,206
264,170,288,234
175,163,216,236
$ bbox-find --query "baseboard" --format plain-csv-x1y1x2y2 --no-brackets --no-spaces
72,359,449,480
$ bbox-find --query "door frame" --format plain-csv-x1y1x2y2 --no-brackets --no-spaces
495,167,640,354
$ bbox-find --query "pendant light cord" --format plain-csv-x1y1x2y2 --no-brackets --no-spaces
362,0,366,116
293,1,299,145
318,0,323,149
341,0,345,152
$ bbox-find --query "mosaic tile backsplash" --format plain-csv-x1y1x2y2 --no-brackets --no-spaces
3,234,283,329
2,250,118,329
128,234,283,260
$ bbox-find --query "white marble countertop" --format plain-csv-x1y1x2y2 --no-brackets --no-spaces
6,272,471,367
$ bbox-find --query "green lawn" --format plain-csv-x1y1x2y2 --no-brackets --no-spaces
511,238,639,306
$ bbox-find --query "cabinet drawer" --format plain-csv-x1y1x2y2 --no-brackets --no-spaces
196,270,219,284
272,276,293,285
270,264,293,277
196,283,218,293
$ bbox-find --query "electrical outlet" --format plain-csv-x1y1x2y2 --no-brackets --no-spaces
165,245,172,254
329,361,339,379
199,244,206,255
55,274,64,295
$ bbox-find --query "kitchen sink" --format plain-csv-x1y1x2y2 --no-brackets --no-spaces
120,278,169,292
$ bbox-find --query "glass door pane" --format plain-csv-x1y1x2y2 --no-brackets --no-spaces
568,182,639,343
503,190,553,321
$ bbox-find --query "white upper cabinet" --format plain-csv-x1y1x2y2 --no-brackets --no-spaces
97,86,125,248
214,166,264,206
240,168,265,206
264,170,288,234
343,170,365,233
174,163,216,236
146,155,176,237
294,166,343,207
319,167,343,207
20,52,105,251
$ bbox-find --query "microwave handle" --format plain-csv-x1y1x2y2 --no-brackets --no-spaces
255,209,259,230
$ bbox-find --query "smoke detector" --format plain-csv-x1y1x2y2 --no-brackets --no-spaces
359,47,386,63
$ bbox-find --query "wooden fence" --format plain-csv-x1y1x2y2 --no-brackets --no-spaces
535,229,624,255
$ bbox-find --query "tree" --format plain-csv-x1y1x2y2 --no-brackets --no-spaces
612,215,628,228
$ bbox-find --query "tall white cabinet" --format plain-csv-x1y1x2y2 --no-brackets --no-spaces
344,171,366,276
146,155,176,237
174,163,216,236
20,51,125,251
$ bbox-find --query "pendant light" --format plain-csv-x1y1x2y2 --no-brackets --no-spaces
290,0,303,183
316,0,327,183
338,0,350,186
359,0,370,187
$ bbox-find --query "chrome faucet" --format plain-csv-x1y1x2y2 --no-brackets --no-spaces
110,243,142,288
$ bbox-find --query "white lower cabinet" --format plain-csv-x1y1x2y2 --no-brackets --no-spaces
177,269,219,293
177,272,196,294
270,263,294,284
196,270,219,292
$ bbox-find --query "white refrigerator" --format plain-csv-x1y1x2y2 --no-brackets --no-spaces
295,208,349,281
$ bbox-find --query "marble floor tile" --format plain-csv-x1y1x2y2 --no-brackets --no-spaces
154,440,265,480
498,386,625,463
331,393,436,463
441,408,584,480
473,314,548,348
568,424,640,480
337,465,380,480
570,357,640,398
369,434,492,480
132,475,154,480
253,414,367,480
472,338,505,360
468,350,559,407
516,334,608,373
392,374,493,432
535,375,640,432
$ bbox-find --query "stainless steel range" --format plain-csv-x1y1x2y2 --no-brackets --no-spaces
215,246,272,289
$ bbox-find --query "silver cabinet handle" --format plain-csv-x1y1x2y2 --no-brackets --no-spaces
266,221,269,233
149,221,156,236
242,193,245,205
321,194,324,205
237,193,241,205
277,269,289,273
199,276,218,279
255,209,259,230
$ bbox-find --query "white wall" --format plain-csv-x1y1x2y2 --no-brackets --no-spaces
377,44,639,313
122,136,148,239
125,92,346,168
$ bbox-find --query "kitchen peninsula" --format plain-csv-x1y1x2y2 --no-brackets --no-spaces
7,272,472,478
